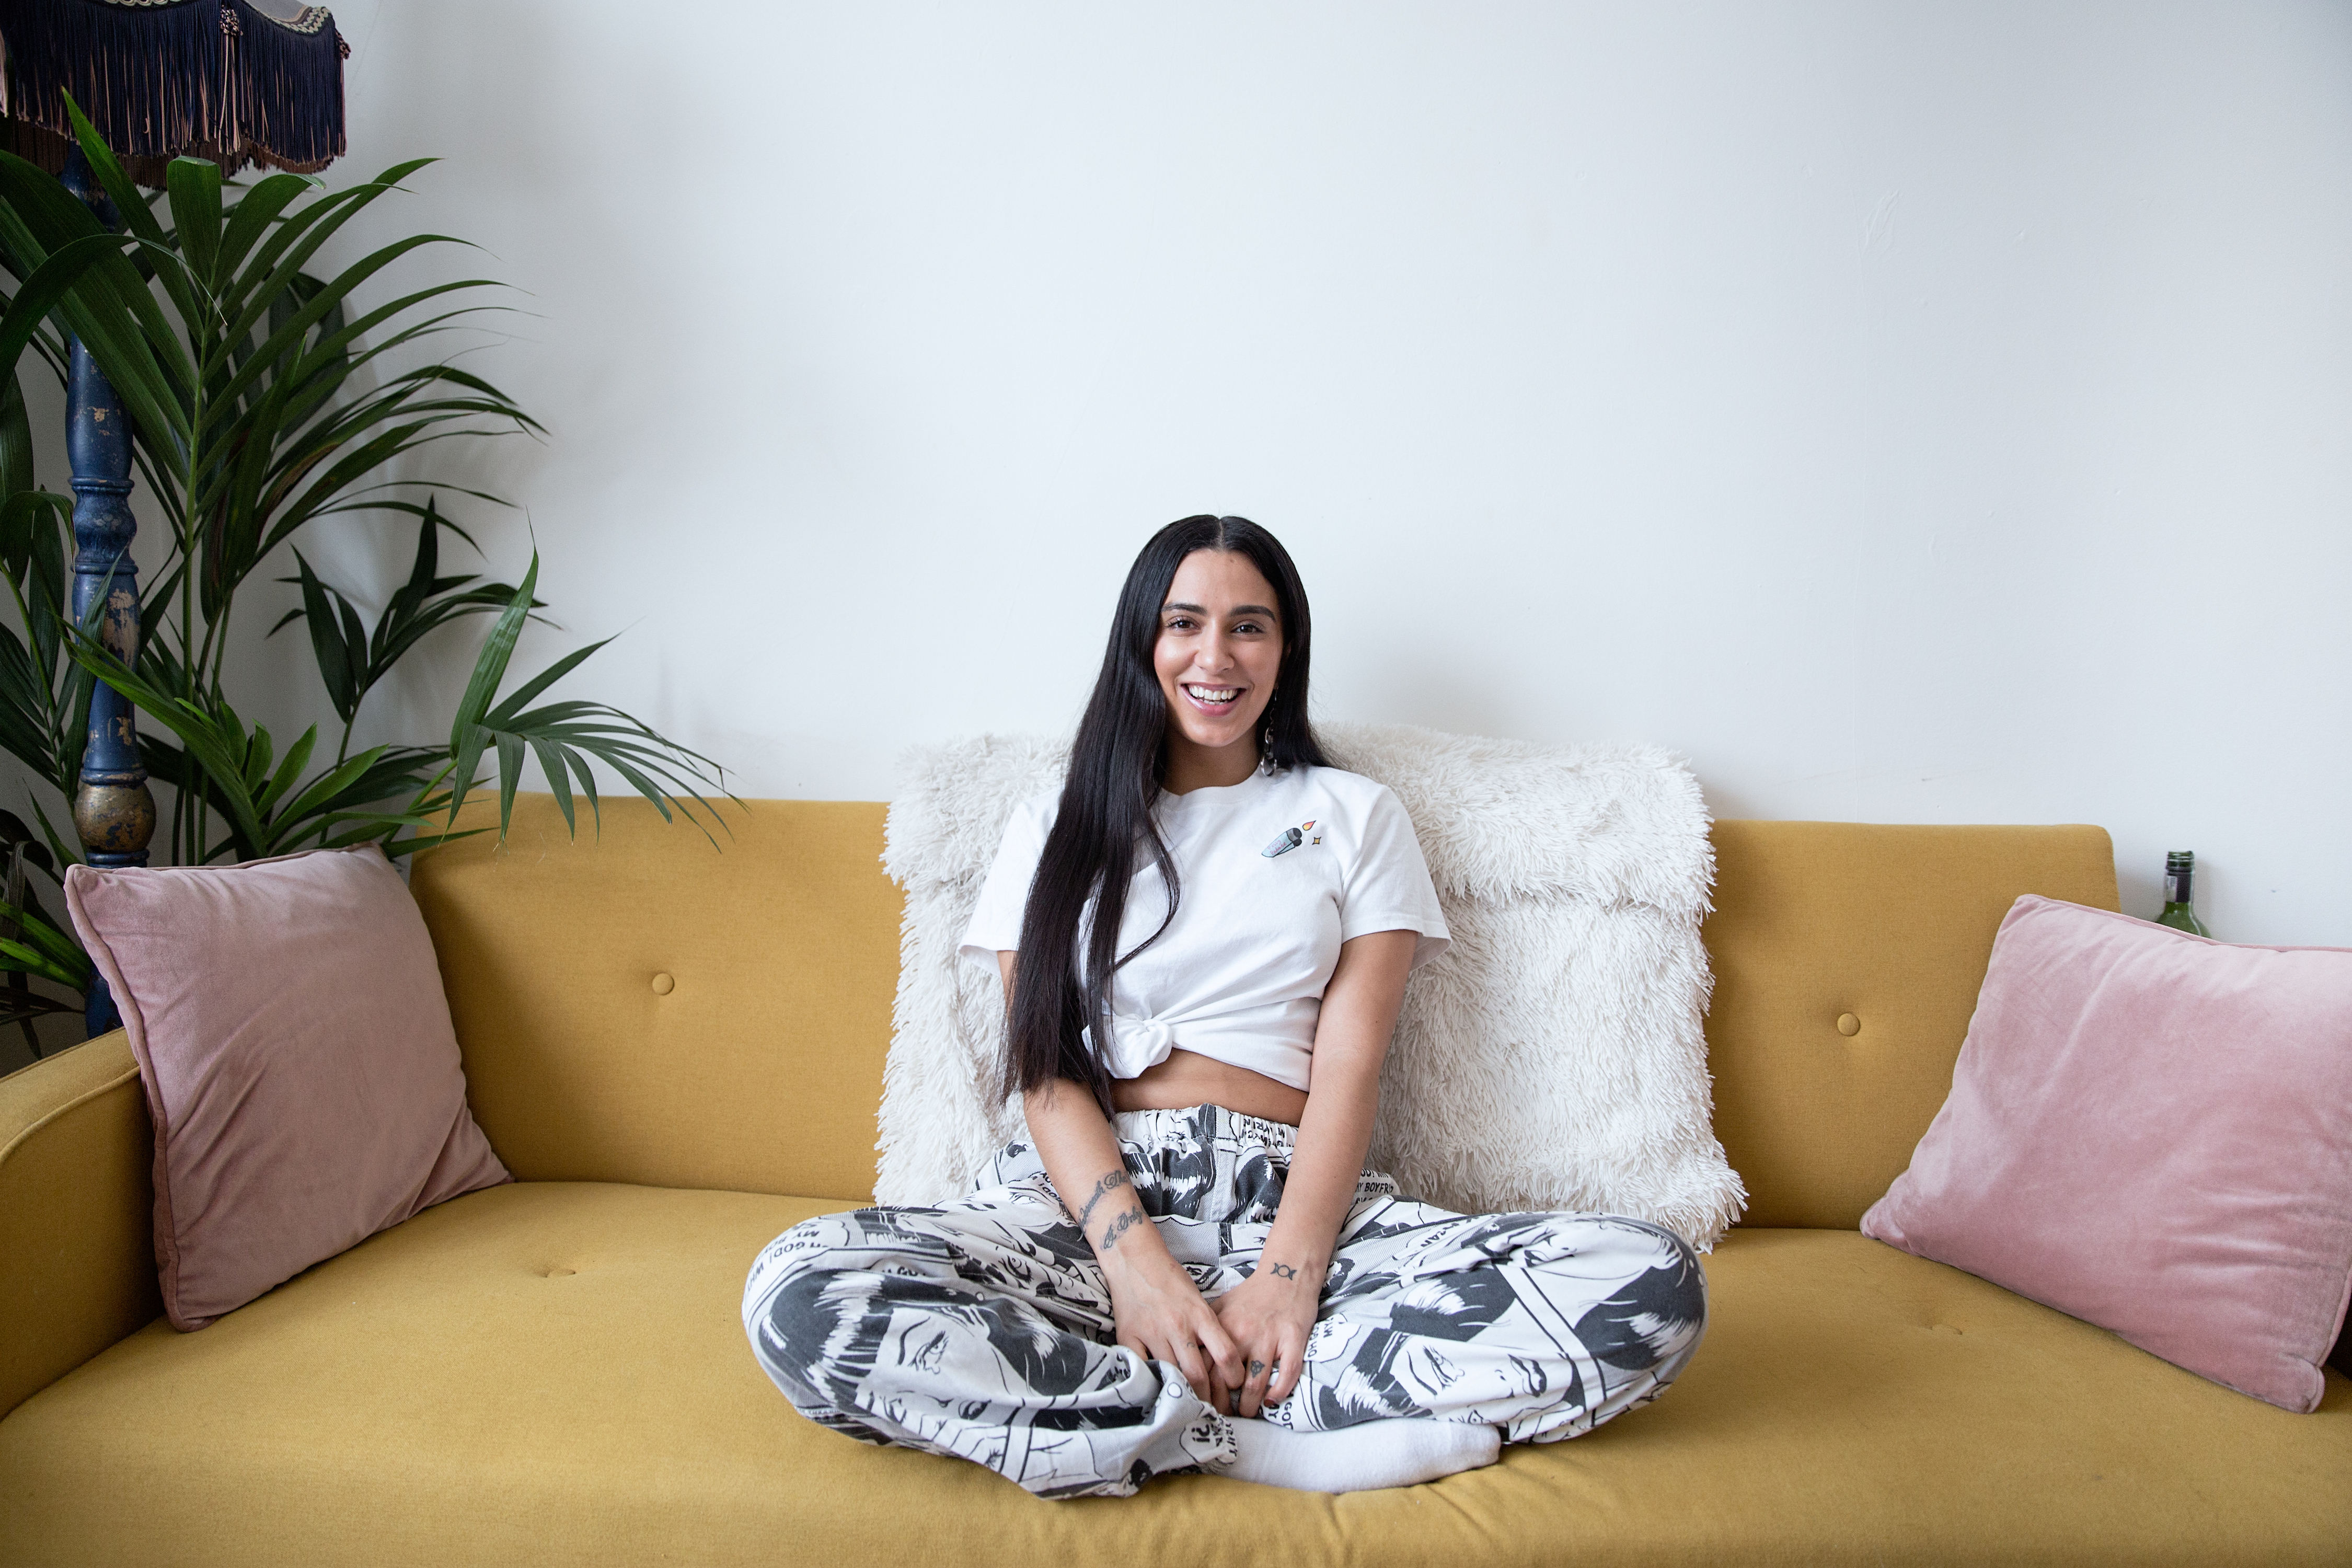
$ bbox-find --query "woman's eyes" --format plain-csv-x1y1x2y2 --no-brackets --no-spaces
1160,616,1270,635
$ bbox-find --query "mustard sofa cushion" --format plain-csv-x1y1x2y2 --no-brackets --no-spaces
407,800,903,1203
3,1182,2342,1567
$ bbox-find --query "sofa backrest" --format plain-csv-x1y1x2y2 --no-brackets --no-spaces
1703,821,2116,1226
410,798,902,1203
409,796,2116,1223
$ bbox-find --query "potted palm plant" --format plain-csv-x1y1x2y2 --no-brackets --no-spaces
0,102,724,1051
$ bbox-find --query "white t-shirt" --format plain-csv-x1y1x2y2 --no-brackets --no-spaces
960,765,1449,1092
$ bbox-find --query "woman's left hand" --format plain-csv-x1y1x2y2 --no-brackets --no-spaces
1210,1258,1321,1417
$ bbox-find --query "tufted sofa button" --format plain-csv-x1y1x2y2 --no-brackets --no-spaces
651,973,675,996
1836,1012,1860,1036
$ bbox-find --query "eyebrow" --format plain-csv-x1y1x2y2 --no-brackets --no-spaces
1161,601,1281,618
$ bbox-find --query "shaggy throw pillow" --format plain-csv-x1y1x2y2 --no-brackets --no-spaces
1862,895,2352,1412
65,845,510,1330
875,723,1746,1247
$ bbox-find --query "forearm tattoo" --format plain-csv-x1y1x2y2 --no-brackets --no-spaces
1097,1207,1145,1252
1074,1169,1133,1230
1265,1261,1298,1281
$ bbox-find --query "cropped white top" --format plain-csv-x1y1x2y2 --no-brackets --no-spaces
960,765,1449,1092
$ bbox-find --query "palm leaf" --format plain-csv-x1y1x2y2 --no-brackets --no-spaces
163,158,222,292
0,894,87,981
0,933,83,990
440,555,730,845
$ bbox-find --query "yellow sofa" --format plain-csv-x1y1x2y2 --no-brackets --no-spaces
1,797,2345,1565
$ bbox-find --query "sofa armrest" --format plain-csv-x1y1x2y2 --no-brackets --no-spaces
0,1032,159,1421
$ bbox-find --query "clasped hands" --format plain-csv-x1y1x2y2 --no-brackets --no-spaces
1103,1242,1321,1419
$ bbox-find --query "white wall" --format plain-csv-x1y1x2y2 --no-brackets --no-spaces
41,3,2352,946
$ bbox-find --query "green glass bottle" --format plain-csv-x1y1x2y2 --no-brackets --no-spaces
2154,850,2210,937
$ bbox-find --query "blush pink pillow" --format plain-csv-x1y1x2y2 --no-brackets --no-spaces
65,845,509,1330
1862,895,2352,1411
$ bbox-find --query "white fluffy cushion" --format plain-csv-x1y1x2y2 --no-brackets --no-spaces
877,722,1746,1248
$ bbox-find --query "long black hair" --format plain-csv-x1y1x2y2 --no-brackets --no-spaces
1005,515,1329,1111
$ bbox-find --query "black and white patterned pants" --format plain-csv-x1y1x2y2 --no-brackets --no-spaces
743,1105,1707,1499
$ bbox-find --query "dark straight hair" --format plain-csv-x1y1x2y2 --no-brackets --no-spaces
1005,515,1329,1112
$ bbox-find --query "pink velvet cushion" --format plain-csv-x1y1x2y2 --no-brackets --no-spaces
1862,895,2352,1411
65,845,509,1330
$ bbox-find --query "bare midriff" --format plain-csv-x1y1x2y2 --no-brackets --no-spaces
1108,1046,1308,1127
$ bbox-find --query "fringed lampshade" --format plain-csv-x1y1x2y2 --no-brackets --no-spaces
0,0,347,185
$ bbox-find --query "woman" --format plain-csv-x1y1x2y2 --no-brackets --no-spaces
744,515,1705,1498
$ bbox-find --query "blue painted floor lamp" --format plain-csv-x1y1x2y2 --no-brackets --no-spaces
0,0,347,1034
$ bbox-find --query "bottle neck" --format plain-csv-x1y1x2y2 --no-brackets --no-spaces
2163,869,2194,906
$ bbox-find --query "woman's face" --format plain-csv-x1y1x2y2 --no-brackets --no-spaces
1155,549,1284,762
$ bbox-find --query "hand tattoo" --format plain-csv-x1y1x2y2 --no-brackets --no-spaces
1266,1261,1298,1281
1097,1207,1145,1252
1074,1169,1133,1229
1249,1361,1265,1378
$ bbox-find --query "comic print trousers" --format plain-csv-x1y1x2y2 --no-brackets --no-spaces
742,1104,1708,1499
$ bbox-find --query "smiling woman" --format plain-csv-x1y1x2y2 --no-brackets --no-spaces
741,515,1708,1500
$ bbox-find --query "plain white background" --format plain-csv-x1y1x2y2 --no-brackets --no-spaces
8,2,2350,1000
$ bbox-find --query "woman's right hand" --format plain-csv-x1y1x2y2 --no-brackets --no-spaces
1102,1242,1244,1410
1016,1068,1242,1408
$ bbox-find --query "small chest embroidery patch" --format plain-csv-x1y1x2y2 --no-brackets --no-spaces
1261,820,1318,858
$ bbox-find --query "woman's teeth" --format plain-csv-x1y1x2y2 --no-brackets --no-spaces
1184,685,1240,707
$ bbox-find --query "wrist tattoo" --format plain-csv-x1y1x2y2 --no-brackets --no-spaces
1266,1261,1298,1281
1074,1169,1133,1229
1097,1206,1145,1253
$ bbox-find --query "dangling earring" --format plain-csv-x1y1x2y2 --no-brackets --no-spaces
1259,690,1277,775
